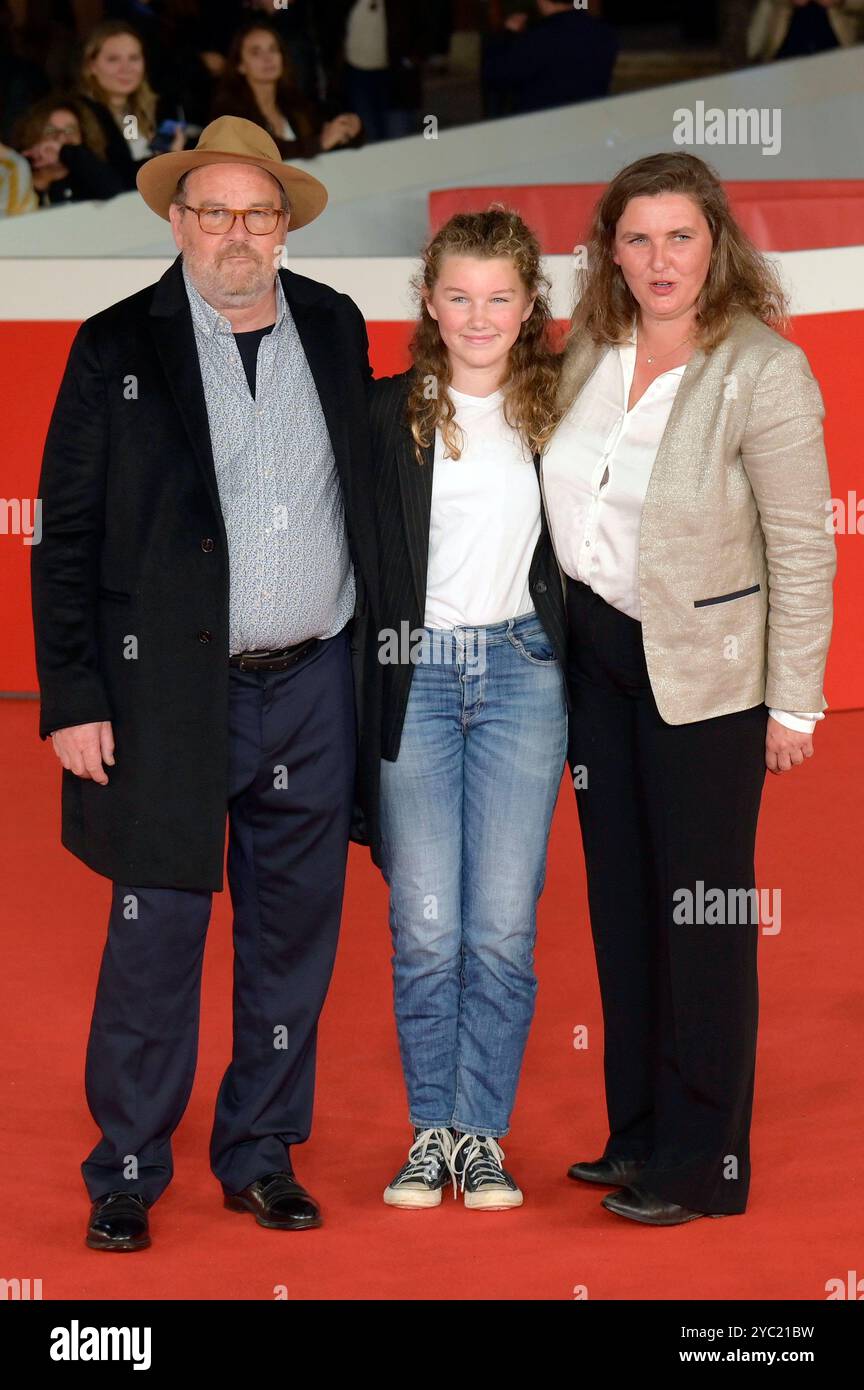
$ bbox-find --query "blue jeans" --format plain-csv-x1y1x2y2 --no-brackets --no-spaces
379,611,567,1137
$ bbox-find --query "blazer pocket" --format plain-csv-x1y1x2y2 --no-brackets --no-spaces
693,583,760,609
98,585,132,604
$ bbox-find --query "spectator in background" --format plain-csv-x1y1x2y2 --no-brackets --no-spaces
211,17,362,159
199,0,320,101
0,140,38,215
15,92,125,204
483,0,618,117
104,0,215,128
316,0,430,143
747,0,864,61
251,0,319,98
78,19,185,192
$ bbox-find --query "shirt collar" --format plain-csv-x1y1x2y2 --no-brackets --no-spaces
182,260,286,338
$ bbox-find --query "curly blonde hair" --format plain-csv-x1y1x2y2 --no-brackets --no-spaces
570,152,788,352
406,208,561,464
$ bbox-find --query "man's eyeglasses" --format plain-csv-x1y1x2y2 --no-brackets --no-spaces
182,205,284,235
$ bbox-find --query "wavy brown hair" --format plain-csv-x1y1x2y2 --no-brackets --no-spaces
570,152,788,352
213,19,312,139
79,21,157,142
14,93,109,161
406,208,561,464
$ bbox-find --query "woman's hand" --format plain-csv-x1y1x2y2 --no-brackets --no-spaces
23,137,63,169
765,716,814,774
320,114,360,150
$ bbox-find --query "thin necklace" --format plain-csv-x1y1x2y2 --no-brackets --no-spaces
639,329,693,364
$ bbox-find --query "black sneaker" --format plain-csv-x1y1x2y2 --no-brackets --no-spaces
451,1133,523,1210
383,1127,457,1208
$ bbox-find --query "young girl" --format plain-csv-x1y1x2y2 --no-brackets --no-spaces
369,210,568,1210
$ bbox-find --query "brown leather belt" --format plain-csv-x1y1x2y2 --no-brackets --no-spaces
228,638,319,672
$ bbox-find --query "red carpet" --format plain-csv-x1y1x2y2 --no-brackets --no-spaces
1,699,861,1301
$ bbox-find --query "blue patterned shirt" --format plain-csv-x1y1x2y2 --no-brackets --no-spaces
183,263,355,654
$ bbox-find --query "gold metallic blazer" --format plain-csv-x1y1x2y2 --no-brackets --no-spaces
550,311,837,724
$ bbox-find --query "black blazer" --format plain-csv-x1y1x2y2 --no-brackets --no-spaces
77,96,149,193
370,370,569,763
31,254,381,890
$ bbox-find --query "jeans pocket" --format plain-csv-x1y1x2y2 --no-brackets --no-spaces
509,627,558,666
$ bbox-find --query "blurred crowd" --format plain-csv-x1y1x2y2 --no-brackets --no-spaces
1,0,861,217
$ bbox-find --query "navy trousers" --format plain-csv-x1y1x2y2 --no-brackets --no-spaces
81,628,356,1204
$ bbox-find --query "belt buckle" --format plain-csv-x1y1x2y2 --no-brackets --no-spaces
233,648,277,671
234,640,314,672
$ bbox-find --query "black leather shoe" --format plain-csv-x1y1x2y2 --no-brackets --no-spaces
86,1191,151,1251
567,1157,647,1187
601,1185,727,1225
223,1170,322,1230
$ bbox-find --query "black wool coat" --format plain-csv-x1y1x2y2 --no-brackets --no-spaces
31,254,383,890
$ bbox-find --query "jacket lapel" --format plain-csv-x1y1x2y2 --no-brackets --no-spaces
640,343,708,513
556,332,606,415
395,413,434,620
280,267,352,510
148,255,224,525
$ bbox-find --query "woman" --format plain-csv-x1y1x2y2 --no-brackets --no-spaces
369,210,568,1210
79,20,185,194
16,94,125,206
542,151,836,1223
105,0,216,127
211,18,362,161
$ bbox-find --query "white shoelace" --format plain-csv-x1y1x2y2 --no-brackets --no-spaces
395,1127,457,1187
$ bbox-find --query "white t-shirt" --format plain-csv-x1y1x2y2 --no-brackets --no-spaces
424,385,540,628
126,133,152,162
345,0,388,70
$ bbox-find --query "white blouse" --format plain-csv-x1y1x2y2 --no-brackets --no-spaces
424,385,540,629
541,337,822,734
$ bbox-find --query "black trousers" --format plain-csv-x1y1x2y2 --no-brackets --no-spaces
565,578,768,1214
80,628,356,1205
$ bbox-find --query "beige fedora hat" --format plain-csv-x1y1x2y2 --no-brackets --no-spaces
136,115,328,229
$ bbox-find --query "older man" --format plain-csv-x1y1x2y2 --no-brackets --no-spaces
31,117,380,1250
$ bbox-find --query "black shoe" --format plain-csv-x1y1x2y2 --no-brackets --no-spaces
383,1127,458,1208
86,1191,151,1252
567,1156,647,1187
223,1170,322,1230
601,1184,727,1225
451,1133,523,1210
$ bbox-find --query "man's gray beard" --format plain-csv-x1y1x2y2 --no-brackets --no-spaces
183,243,275,308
